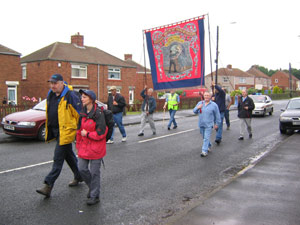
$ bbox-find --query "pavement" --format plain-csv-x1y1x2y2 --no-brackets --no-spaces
170,132,300,225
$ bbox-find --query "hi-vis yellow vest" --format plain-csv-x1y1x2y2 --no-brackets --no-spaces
168,94,179,110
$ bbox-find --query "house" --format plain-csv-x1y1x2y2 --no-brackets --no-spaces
247,65,271,90
123,54,154,104
271,70,299,91
205,65,255,93
20,33,137,104
0,44,22,105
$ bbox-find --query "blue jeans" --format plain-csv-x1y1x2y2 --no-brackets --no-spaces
110,112,126,140
200,127,212,153
216,111,225,141
168,109,177,128
224,109,230,127
44,140,81,187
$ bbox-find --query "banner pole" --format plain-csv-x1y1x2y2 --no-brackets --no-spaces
142,31,147,86
207,14,214,93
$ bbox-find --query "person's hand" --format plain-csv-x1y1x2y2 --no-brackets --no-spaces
211,81,215,86
113,100,118,105
244,106,248,110
163,105,166,110
214,124,218,130
81,129,87,137
197,104,203,110
144,85,147,89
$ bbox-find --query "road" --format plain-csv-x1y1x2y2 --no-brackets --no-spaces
0,100,290,225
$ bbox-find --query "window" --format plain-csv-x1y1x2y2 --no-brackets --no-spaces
21,64,27,80
8,86,17,105
239,77,246,83
129,90,134,104
71,64,87,78
108,68,121,80
275,79,278,83
223,76,229,83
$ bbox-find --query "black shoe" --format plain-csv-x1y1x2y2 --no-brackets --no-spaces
138,133,144,136
87,189,91,198
168,127,170,130
173,126,177,129
68,179,83,187
153,132,156,135
87,197,100,206
215,139,221,144
238,136,244,140
249,133,252,138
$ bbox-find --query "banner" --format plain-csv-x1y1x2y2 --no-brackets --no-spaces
145,17,205,90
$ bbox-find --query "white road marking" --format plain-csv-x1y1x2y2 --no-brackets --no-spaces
138,129,195,143
0,160,53,175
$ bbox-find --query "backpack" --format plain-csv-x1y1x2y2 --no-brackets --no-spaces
100,107,114,141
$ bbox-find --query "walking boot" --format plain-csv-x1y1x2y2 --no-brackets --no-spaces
68,179,83,187
36,184,52,198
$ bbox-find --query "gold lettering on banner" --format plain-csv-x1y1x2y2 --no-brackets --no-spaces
165,35,184,47
153,27,197,44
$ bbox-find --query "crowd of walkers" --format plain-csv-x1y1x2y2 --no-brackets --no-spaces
36,73,254,205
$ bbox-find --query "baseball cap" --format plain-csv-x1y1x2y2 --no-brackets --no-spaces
79,89,96,102
48,74,63,82
109,86,117,91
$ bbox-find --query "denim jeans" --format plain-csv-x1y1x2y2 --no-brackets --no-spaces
216,111,225,141
78,158,102,198
200,126,212,153
110,112,126,140
167,109,177,128
224,109,230,127
44,140,81,187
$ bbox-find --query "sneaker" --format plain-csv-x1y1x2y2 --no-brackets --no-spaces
173,126,177,129
215,139,221,144
201,152,208,157
122,137,127,142
138,133,144,136
208,147,211,152
106,139,114,144
249,133,253,138
238,136,244,140
87,197,100,206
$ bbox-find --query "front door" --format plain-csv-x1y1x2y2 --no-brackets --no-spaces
129,90,134,105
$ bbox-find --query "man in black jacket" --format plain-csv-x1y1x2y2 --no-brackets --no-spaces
138,85,157,136
106,86,127,143
238,89,255,140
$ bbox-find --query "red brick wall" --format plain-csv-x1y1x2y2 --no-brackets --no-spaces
0,54,22,104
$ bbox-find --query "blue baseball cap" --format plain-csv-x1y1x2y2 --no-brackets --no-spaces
48,74,63,82
79,89,96,102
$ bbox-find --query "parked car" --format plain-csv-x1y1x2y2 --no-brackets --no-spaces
1,99,46,141
279,97,300,134
249,95,273,116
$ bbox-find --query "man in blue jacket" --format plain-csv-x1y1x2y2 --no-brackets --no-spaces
193,92,221,157
138,85,157,136
212,82,226,144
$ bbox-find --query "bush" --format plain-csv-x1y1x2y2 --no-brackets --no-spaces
247,88,257,95
230,90,242,97
273,86,280,94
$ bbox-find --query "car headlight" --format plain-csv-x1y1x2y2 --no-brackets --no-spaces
280,116,293,122
17,121,36,126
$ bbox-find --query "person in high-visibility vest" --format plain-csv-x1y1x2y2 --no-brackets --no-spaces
163,90,180,130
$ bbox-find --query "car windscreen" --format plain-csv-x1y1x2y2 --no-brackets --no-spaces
250,95,267,103
33,99,46,111
287,99,300,109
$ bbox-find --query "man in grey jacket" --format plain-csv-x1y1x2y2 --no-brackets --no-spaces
138,85,157,136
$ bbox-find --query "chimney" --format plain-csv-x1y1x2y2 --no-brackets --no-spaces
227,64,232,69
71,32,84,47
124,54,132,61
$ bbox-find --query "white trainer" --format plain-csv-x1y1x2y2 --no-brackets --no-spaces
122,137,127,142
106,140,114,144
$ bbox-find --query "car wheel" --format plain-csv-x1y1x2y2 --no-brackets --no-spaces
37,124,46,141
279,124,286,134
262,109,266,117
269,108,273,116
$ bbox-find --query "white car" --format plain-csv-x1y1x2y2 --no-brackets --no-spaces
249,95,273,116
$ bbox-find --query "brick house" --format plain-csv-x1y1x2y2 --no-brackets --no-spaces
0,44,22,105
271,70,299,91
247,65,271,90
205,65,255,92
20,33,137,104
123,54,155,103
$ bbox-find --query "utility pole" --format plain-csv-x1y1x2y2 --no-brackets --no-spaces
215,26,219,85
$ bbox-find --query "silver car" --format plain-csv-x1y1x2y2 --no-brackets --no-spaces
249,95,273,116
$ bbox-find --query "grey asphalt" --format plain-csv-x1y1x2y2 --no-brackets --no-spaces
170,132,300,225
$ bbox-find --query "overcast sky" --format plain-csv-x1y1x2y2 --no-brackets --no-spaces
1,0,299,72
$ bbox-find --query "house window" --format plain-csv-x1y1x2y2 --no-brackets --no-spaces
223,77,229,83
21,64,27,80
239,77,246,83
108,68,121,80
71,64,87,78
275,79,278,83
